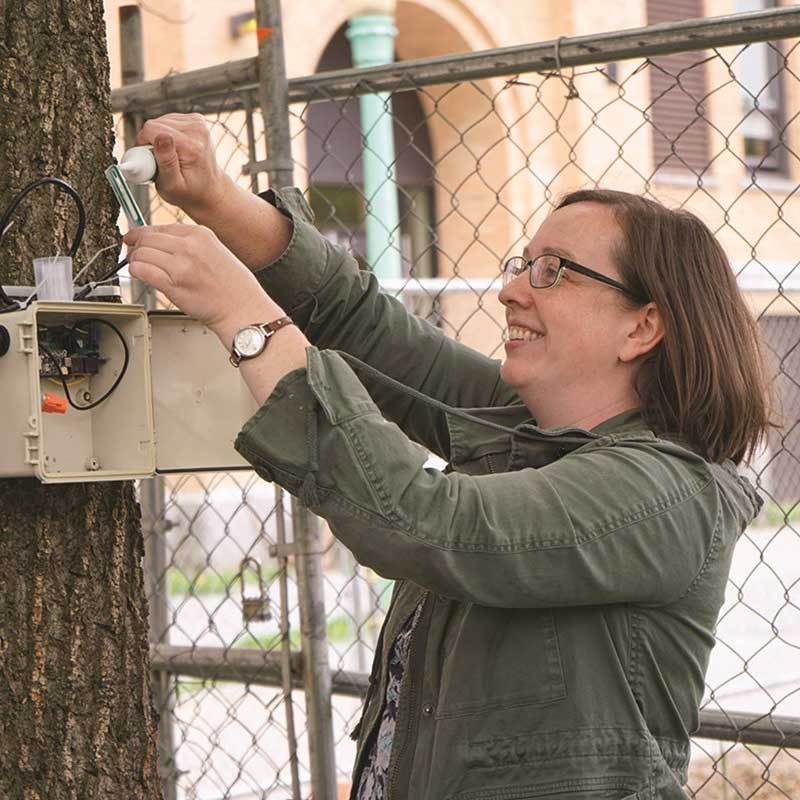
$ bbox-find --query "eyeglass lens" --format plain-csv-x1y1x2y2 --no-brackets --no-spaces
502,255,562,287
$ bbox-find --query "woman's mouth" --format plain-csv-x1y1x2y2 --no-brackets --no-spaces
506,326,544,342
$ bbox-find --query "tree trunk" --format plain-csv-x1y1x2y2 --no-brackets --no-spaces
0,2,161,798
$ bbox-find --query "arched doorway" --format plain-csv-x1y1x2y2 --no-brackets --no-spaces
305,23,438,284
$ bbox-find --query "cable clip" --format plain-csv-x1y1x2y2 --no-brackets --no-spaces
554,37,579,100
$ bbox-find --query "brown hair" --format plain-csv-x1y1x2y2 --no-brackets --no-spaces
557,189,773,465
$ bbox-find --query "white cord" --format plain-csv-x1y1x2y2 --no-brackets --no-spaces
72,275,121,301
21,279,48,308
74,243,118,284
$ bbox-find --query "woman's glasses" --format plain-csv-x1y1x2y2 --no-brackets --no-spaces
502,254,646,302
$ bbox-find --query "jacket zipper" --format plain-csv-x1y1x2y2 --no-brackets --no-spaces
386,591,435,800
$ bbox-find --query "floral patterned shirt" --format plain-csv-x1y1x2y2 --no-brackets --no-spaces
356,601,425,800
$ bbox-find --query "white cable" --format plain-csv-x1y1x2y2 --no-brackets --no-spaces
72,275,122,301
74,243,118,284
21,279,48,308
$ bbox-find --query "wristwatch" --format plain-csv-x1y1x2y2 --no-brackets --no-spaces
229,316,294,367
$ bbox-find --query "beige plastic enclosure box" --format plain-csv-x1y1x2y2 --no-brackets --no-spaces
0,302,257,483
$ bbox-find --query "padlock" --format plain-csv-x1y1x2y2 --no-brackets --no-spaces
239,557,271,623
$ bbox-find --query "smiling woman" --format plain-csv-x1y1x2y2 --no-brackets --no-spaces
498,190,772,463
497,199,669,434
126,113,770,800
556,189,772,465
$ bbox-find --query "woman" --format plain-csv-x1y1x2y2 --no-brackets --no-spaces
125,114,769,800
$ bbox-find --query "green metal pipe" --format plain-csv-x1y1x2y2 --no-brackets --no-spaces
347,14,402,279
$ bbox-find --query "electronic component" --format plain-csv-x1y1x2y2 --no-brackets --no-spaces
41,392,67,414
0,302,257,483
37,322,104,379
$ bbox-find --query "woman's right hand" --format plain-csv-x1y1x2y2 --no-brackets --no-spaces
135,113,231,218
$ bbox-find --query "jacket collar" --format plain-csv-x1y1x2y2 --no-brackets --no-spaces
588,407,647,436
448,405,653,472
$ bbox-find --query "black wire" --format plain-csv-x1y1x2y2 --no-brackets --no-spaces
71,256,128,301
38,318,129,411
98,256,128,284
0,177,86,257
0,177,87,308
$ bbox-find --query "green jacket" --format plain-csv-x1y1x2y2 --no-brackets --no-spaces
234,188,762,800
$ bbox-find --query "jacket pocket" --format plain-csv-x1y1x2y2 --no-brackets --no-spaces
448,783,639,800
435,606,566,719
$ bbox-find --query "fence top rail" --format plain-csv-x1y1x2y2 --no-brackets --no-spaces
111,6,800,115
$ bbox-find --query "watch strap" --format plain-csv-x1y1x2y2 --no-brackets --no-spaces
256,316,294,337
229,315,294,367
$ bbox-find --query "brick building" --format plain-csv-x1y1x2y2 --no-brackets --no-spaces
104,0,800,501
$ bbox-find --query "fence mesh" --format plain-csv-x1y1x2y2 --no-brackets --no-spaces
112,23,800,800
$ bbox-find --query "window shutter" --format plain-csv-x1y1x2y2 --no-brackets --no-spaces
647,0,710,173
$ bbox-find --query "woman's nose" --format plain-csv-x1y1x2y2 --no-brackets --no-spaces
498,271,533,308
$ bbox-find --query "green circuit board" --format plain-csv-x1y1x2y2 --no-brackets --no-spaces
38,322,104,378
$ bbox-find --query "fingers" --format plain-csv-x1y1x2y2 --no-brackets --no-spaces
128,246,178,277
148,113,206,130
135,120,194,184
124,226,218,288
134,114,206,146
128,258,175,295
123,223,198,245
151,130,183,186
153,133,181,181
133,115,220,212
134,120,180,149
120,231,181,253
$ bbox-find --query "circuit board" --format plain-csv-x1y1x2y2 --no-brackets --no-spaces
38,323,104,378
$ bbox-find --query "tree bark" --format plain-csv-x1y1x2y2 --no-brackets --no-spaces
0,2,161,798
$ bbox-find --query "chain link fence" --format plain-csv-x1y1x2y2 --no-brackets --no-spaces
110,5,800,799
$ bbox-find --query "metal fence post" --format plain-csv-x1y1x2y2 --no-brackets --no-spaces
292,498,338,800
120,9,176,800
273,486,302,800
255,0,295,190
255,1,337,796
119,6,150,233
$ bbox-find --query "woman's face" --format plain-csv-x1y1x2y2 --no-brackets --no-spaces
498,201,642,422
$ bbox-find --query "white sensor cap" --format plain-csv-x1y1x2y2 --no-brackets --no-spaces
119,145,157,185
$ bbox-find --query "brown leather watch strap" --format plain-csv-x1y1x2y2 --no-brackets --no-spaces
258,316,294,334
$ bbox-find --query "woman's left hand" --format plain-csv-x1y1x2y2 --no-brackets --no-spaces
123,224,272,335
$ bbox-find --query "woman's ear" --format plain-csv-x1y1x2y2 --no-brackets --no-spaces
619,303,664,363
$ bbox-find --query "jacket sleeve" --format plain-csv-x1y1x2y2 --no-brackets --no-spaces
252,187,518,459
235,348,723,609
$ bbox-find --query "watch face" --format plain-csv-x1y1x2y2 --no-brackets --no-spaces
234,326,266,357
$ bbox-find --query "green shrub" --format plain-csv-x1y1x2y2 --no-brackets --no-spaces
234,615,355,651
167,565,278,596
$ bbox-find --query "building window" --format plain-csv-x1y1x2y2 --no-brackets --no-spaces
646,0,710,175
734,0,786,171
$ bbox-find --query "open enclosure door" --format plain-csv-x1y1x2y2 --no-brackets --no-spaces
150,311,258,473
